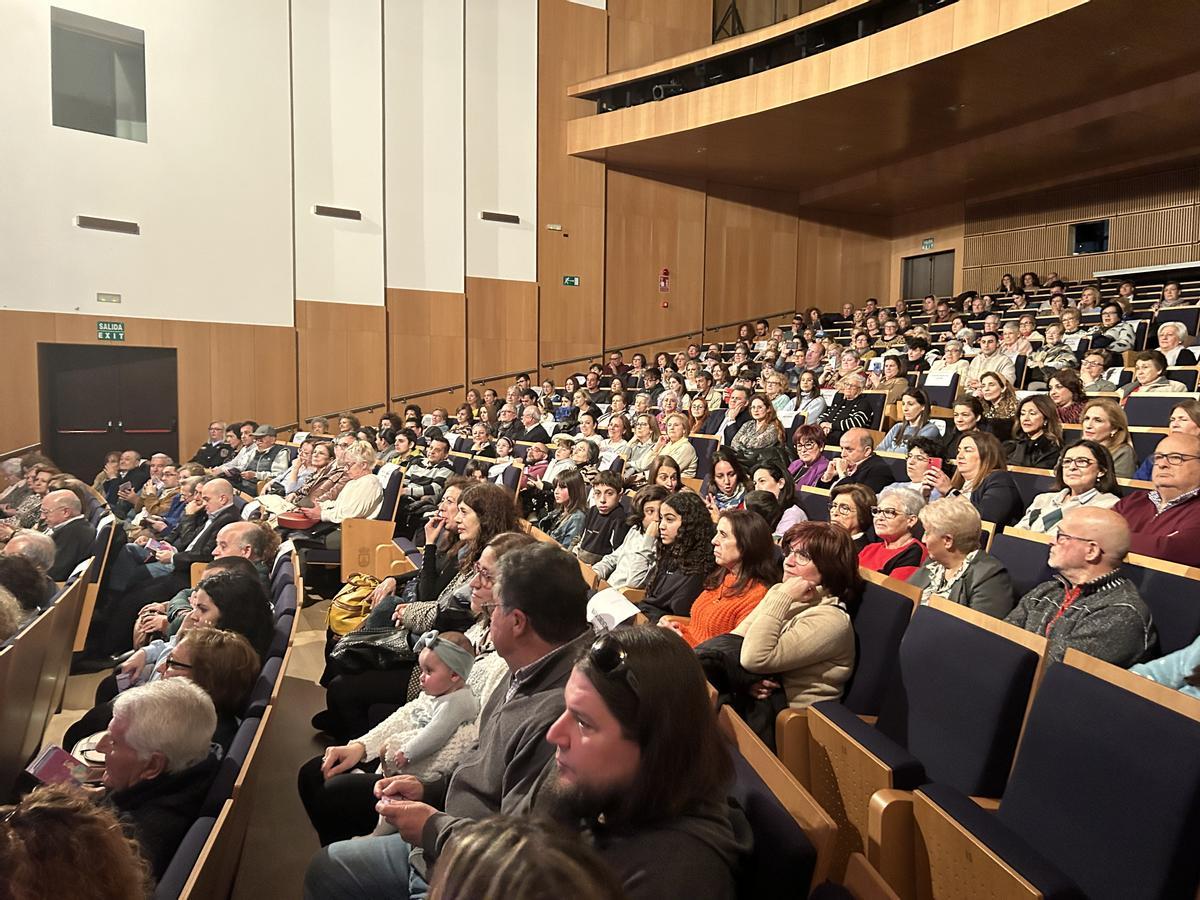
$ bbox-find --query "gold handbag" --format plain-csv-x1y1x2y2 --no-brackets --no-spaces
326,573,379,636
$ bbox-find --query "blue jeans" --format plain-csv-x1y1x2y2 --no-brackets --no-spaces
303,833,428,900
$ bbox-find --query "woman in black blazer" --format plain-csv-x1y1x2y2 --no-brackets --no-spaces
927,429,1024,527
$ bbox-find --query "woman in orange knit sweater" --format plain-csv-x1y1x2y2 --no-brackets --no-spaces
662,508,782,648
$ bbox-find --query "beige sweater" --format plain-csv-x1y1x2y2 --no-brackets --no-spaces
734,583,855,709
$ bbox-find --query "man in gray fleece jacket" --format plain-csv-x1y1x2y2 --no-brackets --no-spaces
303,542,591,899
1005,508,1156,665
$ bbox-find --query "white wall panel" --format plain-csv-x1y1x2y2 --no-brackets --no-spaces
0,0,294,325
384,0,465,293
465,0,538,282
292,0,384,306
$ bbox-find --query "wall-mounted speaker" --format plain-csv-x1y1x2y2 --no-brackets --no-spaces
75,215,140,235
479,211,520,224
313,205,362,220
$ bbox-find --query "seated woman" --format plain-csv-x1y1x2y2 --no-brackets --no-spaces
596,392,628,429
705,448,750,513
657,413,699,477
788,424,831,486
1090,302,1137,353
591,484,666,590
793,369,827,424
485,436,516,483
907,496,1015,618
268,439,316,495
647,454,684,493
1130,631,1200,700
1156,321,1197,367
1015,439,1121,534
928,340,970,379
637,491,716,621
449,403,475,438
570,438,601,489
575,412,603,448
164,626,261,753
1048,368,1088,424
1119,350,1189,401
752,461,806,535
294,440,384,547
597,415,631,471
655,391,681,431
818,374,873,445
829,482,877,549
879,388,941,453
859,485,928,581
626,413,661,479
1080,398,1136,479
730,393,785,455
1024,322,1076,388
536,469,588,549
867,353,909,406
734,521,860,709
978,372,1018,441
660,508,780,648
926,430,1024,527
1133,399,1200,480
1003,395,1063,469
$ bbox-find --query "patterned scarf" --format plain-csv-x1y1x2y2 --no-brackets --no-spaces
919,549,979,605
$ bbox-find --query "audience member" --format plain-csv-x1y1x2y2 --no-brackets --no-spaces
2,530,59,606
1119,350,1188,401
637,491,715,622
927,430,1023,527
1047,369,1087,424
1016,440,1121,535
1155,321,1196,367
858,486,927,580
39,488,97,580
657,413,698,477
1133,399,1200,480
879,388,940,453
818,375,873,445
1079,350,1118,393
1080,398,1136,478
978,372,1018,440
1003,395,1062,469
1113,433,1200,566
394,435,455,537
907,496,1014,618
829,483,876,549
591,484,665,590
99,679,220,879
165,625,261,752
538,469,588,548
1005,508,1154,664
1130,632,1200,701
0,783,153,900
574,472,631,565
730,393,784,454
964,332,1016,395
706,448,750,513
302,542,591,897
818,427,893,492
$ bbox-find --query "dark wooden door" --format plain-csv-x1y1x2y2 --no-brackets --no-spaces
39,344,179,478
902,250,955,299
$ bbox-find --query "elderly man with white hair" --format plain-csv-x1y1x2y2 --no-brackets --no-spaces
1155,321,1197,367
99,678,219,880
39,488,96,580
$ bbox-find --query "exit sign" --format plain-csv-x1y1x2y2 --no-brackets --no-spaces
562,275,580,287
97,320,126,342
921,238,935,251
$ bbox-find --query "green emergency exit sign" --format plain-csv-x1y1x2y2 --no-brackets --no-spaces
562,275,580,287
97,320,126,342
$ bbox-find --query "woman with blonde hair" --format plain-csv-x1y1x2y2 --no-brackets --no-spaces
656,412,698,477
907,496,1015,618
1080,398,1136,479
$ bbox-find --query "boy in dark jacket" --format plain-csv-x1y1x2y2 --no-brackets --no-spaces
573,472,630,565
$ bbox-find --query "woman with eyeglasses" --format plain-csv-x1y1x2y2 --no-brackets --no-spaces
1015,440,1121,535
1119,350,1189,402
867,354,910,406
1080,398,1136,479
656,413,699,478
733,521,859,711
858,486,928,581
828,483,876,549
660,509,781,647
1003,395,1063,469
300,531,536,846
1024,322,1076,389
907,496,1015,618
925,430,1024,527
637,491,716,622
879,388,941,453
1079,350,1118,394
162,625,261,753
625,414,661,480
1132,399,1200,480
788,424,831,487
793,369,827,424
1089,302,1137,353
898,436,944,496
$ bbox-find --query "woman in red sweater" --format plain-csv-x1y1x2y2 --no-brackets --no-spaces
858,485,928,581
662,508,782,648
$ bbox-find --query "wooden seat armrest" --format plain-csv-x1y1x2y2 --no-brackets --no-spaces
619,586,646,602
775,707,811,788
868,790,915,900
970,796,1001,811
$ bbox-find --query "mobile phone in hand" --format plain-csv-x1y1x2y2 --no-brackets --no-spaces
929,458,943,471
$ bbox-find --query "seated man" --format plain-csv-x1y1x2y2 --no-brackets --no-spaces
396,434,455,538
818,375,872,445
302,541,592,896
1113,434,1200,566
2,529,59,606
214,421,258,477
495,405,522,443
963,332,1016,395
191,420,234,469
517,405,550,444
133,460,181,523
103,450,151,520
241,425,291,492
99,679,220,880
1005,507,1155,665
39,489,97,581
818,427,894,493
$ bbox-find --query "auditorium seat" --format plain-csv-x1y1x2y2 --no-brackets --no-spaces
1122,555,1200,655
990,529,1055,600
806,598,1046,884
883,651,1200,900
243,656,283,718
1125,393,1200,427
154,815,217,900
201,715,262,817
798,486,832,522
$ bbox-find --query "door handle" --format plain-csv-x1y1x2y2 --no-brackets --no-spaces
117,421,124,428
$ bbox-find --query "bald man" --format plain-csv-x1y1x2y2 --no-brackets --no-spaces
1005,507,1155,665
40,489,96,581
1114,433,1200,566
819,427,894,493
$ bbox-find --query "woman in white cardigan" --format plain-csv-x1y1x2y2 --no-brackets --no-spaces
736,521,859,709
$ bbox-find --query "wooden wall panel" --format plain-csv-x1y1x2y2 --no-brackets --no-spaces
538,0,607,370
605,169,707,350
466,278,539,385
796,212,889,309
1110,207,1193,251
296,300,387,422
607,0,711,72
386,288,467,402
0,310,298,463
704,184,799,332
